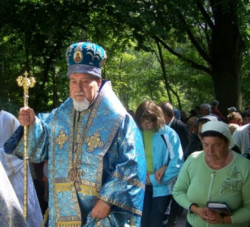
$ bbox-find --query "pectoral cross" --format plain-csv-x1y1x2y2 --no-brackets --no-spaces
16,70,36,220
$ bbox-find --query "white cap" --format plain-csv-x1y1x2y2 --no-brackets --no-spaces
201,121,234,148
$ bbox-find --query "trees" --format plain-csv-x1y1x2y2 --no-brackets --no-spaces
0,0,137,112
107,0,249,114
0,0,249,114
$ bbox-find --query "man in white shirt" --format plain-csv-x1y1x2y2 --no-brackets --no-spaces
0,147,43,226
0,110,43,226
0,110,19,148
232,123,250,158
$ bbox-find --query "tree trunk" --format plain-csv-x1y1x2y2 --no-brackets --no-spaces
212,72,241,116
210,0,244,114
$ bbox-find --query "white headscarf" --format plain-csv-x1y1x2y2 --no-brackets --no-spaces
201,121,234,148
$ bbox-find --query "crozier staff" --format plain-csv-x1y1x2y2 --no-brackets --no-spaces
173,121,250,227
16,71,36,220
4,42,146,227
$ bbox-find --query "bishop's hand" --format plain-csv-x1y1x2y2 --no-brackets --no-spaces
91,199,111,219
18,107,35,126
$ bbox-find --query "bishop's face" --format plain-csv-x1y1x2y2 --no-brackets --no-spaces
69,73,101,103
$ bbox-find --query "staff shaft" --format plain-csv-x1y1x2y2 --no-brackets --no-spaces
16,71,36,221
23,87,29,220
23,125,28,220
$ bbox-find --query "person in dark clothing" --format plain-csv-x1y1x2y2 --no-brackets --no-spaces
159,102,189,152
211,100,227,122
159,102,190,227
184,116,203,160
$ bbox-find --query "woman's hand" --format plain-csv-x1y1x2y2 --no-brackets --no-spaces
154,166,167,184
146,171,152,185
191,205,216,223
190,204,231,224
206,210,231,224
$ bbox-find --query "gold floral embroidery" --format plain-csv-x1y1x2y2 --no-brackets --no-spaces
56,130,68,149
85,131,103,152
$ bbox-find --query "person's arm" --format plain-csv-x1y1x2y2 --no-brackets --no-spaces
150,129,184,186
4,107,50,163
154,166,167,184
172,158,192,210
97,115,146,216
4,107,35,154
231,130,242,153
229,162,250,224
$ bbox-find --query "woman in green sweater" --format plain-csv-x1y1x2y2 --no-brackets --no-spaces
173,121,250,227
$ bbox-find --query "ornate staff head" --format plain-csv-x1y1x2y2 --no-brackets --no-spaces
16,71,36,107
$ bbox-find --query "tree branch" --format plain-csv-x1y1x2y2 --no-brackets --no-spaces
155,38,173,103
178,13,211,64
153,36,213,76
196,1,214,30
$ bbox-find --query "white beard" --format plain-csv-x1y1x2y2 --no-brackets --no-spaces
72,98,90,112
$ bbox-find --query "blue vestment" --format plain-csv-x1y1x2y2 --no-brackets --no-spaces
5,81,146,226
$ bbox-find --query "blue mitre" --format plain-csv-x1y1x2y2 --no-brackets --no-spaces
66,42,107,78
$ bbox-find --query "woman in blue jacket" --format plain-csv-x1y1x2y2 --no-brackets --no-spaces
135,100,184,227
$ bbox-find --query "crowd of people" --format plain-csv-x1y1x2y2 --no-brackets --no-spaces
0,41,250,227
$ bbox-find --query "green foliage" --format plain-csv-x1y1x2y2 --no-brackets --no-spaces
106,0,249,113
106,49,163,110
0,0,249,116
106,44,215,112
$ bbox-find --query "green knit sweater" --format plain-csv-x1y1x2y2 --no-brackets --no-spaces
173,151,250,227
